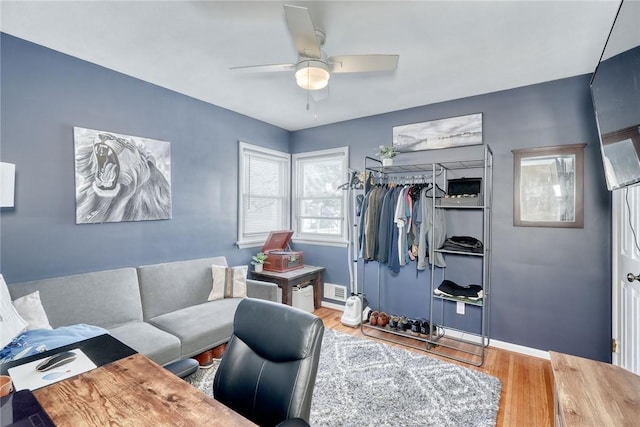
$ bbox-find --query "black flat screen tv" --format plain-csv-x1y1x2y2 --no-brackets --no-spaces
590,0,640,191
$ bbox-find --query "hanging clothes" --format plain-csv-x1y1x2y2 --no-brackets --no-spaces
358,186,374,258
395,186,416,267
387,186,403,273
417,187,446,269
372,186,389,259
375,185,395,263
358,178,447,271
406,185,419,261
409,186,421,261
363,186,387,260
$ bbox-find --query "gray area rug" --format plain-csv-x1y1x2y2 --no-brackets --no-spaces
186,329,502,426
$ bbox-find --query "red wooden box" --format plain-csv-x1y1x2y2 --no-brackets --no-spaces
261,230,304,272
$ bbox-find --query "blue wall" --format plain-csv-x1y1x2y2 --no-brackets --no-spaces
0,34,289,280
591,45,640,134
1,33,612,361
291,76,612,362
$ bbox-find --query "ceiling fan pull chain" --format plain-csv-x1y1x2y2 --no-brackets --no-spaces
314,96,318,121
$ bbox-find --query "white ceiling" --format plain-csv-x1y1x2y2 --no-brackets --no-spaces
0,1,623,131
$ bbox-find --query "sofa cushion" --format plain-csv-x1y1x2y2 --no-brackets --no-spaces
109,322,181,366
209,265,248,301
8,268,143,329
148,298,241,358
1,274,28,348
137,257,228,319
12,291,52,330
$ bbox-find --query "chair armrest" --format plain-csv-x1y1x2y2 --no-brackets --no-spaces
246,279,280,303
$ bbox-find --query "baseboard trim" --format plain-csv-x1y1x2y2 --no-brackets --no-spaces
488,338,550,360
320,302,549,360
437,328,549,360
321,301,346,311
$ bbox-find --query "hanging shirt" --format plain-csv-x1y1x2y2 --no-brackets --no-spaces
387,187,403,273
358,187,374,258
394,186,409,267
417,187,446,269
364,186,383,260
375,186,395,263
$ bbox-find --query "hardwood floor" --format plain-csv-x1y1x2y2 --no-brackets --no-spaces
315,307,554,427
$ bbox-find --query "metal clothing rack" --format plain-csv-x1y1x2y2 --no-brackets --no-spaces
359,145,493,366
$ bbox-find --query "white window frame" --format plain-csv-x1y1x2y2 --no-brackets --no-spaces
292,147,349,247
237,141,290,249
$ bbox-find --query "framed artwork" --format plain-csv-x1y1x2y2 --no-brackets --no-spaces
392,113,483,152
512,144,585,228
74,127,172,224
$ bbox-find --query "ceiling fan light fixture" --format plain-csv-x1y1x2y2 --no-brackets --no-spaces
295,60,330,90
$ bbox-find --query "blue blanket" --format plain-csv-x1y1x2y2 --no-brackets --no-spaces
0,324,108,363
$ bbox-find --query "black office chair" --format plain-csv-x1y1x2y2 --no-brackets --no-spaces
213,298,324,427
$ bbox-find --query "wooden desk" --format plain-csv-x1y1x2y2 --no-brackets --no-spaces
251,265,324,309
33,353,255,426
550,351,640,427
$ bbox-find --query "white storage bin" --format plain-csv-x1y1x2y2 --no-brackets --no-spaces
292,285,314,313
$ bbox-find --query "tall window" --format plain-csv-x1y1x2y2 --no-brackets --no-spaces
237,142,290,248
292,147,349,245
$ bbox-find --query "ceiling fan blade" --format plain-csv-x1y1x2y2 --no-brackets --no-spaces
229,63,295,73
284,4,322,59
329,55,399,73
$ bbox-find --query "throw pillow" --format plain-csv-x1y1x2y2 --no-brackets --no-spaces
12,291,53,330
209,265,248,301
0,274,29,348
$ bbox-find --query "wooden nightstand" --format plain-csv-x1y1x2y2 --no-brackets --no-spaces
250,265,324,309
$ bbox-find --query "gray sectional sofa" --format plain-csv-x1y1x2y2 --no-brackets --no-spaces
7,256,279,366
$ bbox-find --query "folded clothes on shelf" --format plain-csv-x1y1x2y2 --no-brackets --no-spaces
434,279,483,301
441,236,483,253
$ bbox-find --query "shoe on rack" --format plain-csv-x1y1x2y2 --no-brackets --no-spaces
370,311,379,326
409,319,421,336
419,319,429,336
398,316,409,332
378,312,389,327
420,319,436,337
388,315,399,330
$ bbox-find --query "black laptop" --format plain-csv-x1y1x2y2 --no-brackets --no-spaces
1,390,55,427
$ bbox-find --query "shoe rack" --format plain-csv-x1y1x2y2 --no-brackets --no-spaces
359,145,493,366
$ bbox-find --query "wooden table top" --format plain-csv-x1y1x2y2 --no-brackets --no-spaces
252,264,324,279
550,351,640,427
33,353,256,427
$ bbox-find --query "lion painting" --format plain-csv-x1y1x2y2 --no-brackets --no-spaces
74,128,172,224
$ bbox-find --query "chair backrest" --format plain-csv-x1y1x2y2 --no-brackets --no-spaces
213,298,324,426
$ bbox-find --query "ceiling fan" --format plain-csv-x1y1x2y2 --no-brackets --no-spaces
230,4,399,91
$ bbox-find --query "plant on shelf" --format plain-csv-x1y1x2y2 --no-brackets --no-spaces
376,145,398,166
251,252,269,272
376,145,398,159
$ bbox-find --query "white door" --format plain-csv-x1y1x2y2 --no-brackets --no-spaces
612,185,640,374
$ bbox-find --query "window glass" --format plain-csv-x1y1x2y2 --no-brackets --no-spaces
238,142,290,247
293,147,348,243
